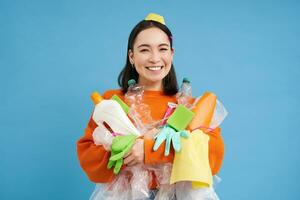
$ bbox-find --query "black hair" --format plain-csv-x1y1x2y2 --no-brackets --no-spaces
118,20,178,95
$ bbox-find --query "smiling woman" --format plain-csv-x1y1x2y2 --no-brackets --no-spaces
128,27,174,90
118,14,178,95
76,13,225,200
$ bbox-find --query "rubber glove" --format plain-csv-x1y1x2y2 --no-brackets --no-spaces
107,134,137,174
153,125,189,156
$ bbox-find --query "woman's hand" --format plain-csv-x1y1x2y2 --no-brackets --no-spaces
123,138,144,166
144,128,159,139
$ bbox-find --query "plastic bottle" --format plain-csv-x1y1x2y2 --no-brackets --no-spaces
125,79,144,106
176,77,193,108
125,79,154,134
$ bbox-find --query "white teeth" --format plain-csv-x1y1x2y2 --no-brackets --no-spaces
147,66,162,71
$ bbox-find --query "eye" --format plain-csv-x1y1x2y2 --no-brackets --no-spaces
140,49,149,52
160,48,168,52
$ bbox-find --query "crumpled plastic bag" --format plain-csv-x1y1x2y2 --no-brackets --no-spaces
89,165,151,200
175,182,219,200
209,99,228,129
147,164,176,200
175,176,221,200
92,123,113,151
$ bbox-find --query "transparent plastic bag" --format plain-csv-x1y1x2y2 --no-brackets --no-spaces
89,171,131,200
175,176,221,200
154,184,175,200
90,166,151,200
147,164,176,200
209,99,228,129
92,123,113,151
130,165,151,199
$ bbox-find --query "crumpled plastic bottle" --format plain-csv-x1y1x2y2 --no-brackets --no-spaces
176,77,193,108
125,79,154,135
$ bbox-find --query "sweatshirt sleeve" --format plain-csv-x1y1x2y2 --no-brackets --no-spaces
208,127,225,175
144,127,224,175
144,139,174,164
76,116,115,183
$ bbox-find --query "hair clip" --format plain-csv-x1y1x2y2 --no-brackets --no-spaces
145,13,165,25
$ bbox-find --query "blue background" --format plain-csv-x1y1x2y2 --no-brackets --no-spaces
1,0,299,199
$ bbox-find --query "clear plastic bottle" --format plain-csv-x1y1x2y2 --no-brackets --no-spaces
125,79,144,106
125,79,154,134
176,77,193,108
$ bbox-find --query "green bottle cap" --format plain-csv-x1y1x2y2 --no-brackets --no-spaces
183,77,190,83
128,79,136,86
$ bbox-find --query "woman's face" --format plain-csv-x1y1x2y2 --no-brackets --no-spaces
129,27,174,90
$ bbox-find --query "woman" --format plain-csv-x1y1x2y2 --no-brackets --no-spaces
77,13,225,199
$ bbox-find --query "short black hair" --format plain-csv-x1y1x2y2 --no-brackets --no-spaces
118,20,178,95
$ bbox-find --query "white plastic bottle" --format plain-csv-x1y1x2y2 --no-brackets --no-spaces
90,92,141,150
176,77,193,108
125,79,154,134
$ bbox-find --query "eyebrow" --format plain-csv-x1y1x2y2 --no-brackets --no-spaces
137,43,170,48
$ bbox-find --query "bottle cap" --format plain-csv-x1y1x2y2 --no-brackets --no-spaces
91,92,103,105
128,79,136,86
183,77,190,83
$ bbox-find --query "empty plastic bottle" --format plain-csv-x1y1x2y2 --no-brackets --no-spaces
125,79,144,106
176,77,193,108
125,79,154,134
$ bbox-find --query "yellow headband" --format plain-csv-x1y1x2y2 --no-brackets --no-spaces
145,13,165,25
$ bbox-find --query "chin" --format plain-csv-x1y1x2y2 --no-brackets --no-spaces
146,75,166,83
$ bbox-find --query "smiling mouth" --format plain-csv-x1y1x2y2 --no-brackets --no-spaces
146,66,163,71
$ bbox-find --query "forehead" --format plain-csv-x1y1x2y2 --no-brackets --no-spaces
134,27,170,47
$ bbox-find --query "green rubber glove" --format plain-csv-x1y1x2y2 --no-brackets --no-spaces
153,125,189,156
107,134,137,174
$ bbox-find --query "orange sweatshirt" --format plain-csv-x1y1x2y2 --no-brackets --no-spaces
77,89,225,187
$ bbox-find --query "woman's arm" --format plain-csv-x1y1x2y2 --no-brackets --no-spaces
77,116,115,183
77,90,123,182
144,139,175,164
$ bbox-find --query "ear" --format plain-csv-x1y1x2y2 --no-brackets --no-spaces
171,48,174,60
128,49,134,64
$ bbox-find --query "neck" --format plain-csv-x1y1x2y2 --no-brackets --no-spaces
138,79,163,91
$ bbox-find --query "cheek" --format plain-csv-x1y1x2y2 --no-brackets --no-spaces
162,54,173,66
134,55,148,65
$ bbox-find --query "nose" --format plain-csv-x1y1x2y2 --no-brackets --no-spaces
149,50,160,63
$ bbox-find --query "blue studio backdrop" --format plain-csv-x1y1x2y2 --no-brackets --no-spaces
1,0,299,199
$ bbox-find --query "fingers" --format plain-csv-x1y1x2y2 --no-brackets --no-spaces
153,129,168,151
114,158,123,174
126,159,137,166
153,126,189,156
124,150,131,158
110,150,125,161
123,153,136,166
110,139,136,161
153,138,164,151
107,160,115,169
124,139,144,166
164,130,173,156
123,152,142,166
172,132,181,152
